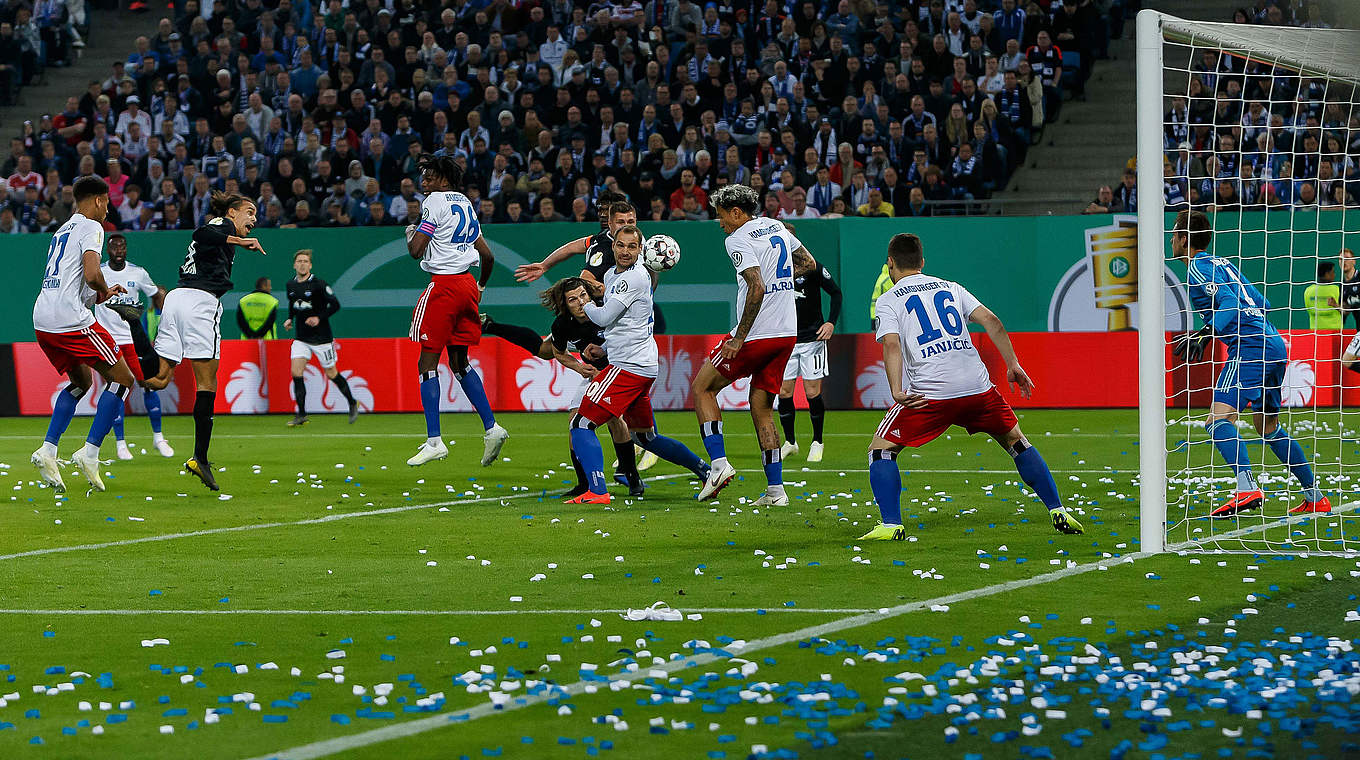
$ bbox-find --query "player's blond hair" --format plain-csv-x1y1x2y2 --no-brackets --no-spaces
294,249,313,262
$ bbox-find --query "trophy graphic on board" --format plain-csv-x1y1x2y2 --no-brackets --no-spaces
1086,216,1139,331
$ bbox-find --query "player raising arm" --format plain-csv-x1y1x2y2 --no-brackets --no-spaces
30,175,139,492
1172,210,1328,516
511,194,633,286
693,184,802,506
404,154,509,467
140,192,266,491
861,233,1083,540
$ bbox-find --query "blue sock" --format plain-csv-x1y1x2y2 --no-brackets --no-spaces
1208,419,1257,490
1264,427,1322,501
868,450,902,524
762,448,783,486
45,384,82,447
636,432,706,478
700,420,725,461
419,370,441,438
1011,443,1062,510
455,366,496,431
145,390,162,434
112,405,125,441
570,427,608,495
86,384,128,447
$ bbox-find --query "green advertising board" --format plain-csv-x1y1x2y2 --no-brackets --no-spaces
4,213,1354,345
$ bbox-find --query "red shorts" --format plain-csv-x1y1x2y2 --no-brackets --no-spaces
577,366,656,429
120,344,144,381
35,324,120,374
410,273,481,352
709,336,796,396
875,388,1019,448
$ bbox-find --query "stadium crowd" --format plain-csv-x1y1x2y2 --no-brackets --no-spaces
0,0,1130,234
1084,1,1359,215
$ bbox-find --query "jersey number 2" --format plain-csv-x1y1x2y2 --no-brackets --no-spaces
905,291,964,345
771,237,792,278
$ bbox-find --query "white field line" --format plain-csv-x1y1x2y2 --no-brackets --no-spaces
242,500,1348,760
0,607,874,616
0,474,688,563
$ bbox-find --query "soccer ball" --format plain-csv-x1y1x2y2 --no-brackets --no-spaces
642,234,681,272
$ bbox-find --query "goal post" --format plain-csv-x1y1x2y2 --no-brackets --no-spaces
1135,9,1360,555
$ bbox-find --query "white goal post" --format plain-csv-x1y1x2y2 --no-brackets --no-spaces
1136,10,1360,554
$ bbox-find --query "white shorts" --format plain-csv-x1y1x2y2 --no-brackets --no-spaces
782,340,829,381
155,287,222,363
568,378,587,410
1346,331,1360,358
291,340,338,369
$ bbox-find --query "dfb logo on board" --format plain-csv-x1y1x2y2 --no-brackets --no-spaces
1282,360,1316,407
516,357,585,411
716,377,752,410
652,349,695,410
856,360,895,409
225,362,270,413
438,359,485,412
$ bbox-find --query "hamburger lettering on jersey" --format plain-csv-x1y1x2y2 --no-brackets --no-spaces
874,273,992,400
725,217,799,341
178,217,239,297
94,262,158,344
287,274,340,344
33,213,105,333
582,230,616,282
549,313,608,370
596,261,658,377
418,190,481,275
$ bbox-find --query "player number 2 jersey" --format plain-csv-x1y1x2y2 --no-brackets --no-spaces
874,273,992,400
94,263,158,344
597,262,659,378
33,213,104,333
725,217,799,341
417,190,481,275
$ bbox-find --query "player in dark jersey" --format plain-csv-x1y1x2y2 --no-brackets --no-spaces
512,199,634,286
284,249,359,426
139,192,265,491
778,251,842,463
1342,248,1360,331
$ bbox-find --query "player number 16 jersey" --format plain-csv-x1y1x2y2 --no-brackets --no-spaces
874,273,992,400
417,190,481,275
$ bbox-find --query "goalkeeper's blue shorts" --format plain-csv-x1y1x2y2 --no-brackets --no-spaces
1213,356,1285,413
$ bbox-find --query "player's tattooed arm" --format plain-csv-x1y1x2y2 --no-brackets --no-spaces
474,236,495,290
722,266,765,358
792,246,816,277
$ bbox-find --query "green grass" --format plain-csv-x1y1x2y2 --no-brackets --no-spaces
0,409,1357,760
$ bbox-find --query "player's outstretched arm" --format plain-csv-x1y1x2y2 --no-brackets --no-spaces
228,235,266,255
970,305,1034,398
474,236,495,290
515,236,588,283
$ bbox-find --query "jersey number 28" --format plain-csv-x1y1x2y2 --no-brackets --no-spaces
449,203,481,244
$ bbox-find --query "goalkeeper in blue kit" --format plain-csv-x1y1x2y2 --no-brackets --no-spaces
1172,210,1330,517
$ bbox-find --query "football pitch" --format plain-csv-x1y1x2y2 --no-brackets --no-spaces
1,409,1358,760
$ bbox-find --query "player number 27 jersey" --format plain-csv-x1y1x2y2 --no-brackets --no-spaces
33,213,104,333
725,217,799,341
417,190,481,275
874,273,992,400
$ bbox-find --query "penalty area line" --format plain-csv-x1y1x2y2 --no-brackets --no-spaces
0,607,877,616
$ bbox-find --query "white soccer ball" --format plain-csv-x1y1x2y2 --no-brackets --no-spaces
642,234,681,272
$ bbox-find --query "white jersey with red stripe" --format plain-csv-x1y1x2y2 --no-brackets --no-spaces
33,213,105,333
597,261,658,378
874,273,992,400
724,216,799,341
94,262,158,344
416,190,481,275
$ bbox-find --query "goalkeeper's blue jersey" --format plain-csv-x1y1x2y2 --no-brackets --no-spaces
1186,250,1287,361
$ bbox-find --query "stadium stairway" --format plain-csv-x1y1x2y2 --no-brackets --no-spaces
0,2,150,132
995,0,1240,216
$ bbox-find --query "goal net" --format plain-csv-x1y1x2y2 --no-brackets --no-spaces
1135,10,1360,554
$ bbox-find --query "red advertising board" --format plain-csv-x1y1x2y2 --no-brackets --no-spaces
11,332,1355,416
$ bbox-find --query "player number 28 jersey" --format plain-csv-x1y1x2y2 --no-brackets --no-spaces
33,213,104,333
725,217,799,341
417,190,481,275
94,262,158,344
874,273,992,400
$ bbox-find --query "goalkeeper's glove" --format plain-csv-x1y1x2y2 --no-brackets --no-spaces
1171,325,1213,362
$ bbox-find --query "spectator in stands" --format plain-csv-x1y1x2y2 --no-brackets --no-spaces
1113,167,1137,212
1083,185,1117,214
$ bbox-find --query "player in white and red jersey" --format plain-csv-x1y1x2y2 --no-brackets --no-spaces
566,225,708,505
93,233,172,460
860,233,1083,540
693,184,803,506
404,153,509,468
30,175,139,493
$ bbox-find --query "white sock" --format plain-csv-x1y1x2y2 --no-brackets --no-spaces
712,457,729,474
117,439,129,448
767,484,786,497
81,441,100,459
427,436,443,448
40,441,58,457
153,432,165,443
